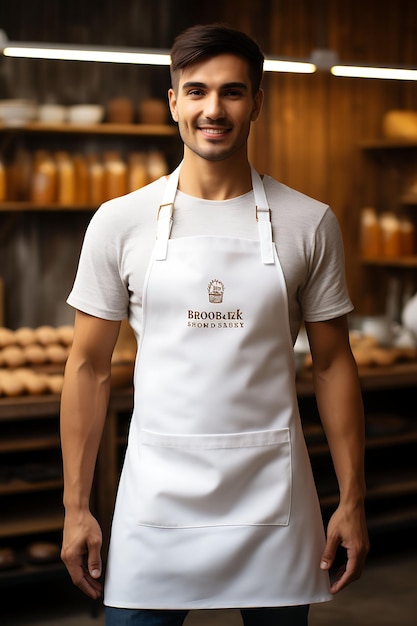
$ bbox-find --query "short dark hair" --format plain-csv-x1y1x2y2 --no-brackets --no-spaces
170,23,265,95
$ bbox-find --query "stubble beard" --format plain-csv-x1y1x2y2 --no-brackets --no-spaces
178,121,250,163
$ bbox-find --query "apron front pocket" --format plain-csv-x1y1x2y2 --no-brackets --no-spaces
136,428,292,528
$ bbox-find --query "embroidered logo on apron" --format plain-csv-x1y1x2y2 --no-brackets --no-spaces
208,279,225,303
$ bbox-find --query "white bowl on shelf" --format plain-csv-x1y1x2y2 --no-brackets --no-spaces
0,99,38,127
67,104,104,125
38,104,68,124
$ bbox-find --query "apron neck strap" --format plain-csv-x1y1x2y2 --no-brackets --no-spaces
155,162,274,265
154,164,181,261
250,166,274,265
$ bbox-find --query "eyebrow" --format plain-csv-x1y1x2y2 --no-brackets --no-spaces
181,81,249,91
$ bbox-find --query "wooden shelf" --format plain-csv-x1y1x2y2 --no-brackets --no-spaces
319,476,417,510
399,193,417,206
0,434,60,453
359,138,417,150
0,560,65,587
0,387,133,419
0,121,178,136
0,201,96,212
0,395,61,420
366,474,417,500
297,361,417,395
360,256,417,268
0,510,63,538
366,505,417,532
0,478,63,496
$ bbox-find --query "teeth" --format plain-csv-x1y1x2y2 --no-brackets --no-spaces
202,128,227,134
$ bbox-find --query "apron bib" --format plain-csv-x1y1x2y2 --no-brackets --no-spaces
104,165,332,609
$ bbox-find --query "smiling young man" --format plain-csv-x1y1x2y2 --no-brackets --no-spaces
60,23,369,626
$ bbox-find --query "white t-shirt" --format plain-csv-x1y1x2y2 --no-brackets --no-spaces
67,174,353,343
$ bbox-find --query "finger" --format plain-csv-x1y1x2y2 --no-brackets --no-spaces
329,550,362,594
77,569,103,600
320,535,340,571
62,549,102,600
87,542,102,580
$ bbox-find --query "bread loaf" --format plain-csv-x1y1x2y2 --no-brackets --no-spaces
383,109,417,140
2,345,26,368
0,547,18,570
0,370,26,396
23,343,47,365
14,368,49,395
45,343,69,364
0,327,15,348
35,325,59,345
56,325,74,346
14,327,37,346
26,541,61,564
46,374,64,395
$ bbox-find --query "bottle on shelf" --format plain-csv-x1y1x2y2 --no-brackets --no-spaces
73,154,89,205
127,152,149,192
55,151,76,205
103,151,128,201
399,216,415,256
379,212,402,258
147,150,168,182
29,151,57,204
86,154,105,207
359,207,381,258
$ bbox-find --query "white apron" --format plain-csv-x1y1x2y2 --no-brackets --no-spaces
104,165,332,609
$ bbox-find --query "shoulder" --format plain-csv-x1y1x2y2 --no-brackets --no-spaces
263,175,329,217
88,176,167,234
262,175,341,241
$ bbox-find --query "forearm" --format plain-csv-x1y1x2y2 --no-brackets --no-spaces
60,354,111,513
313,353,366,507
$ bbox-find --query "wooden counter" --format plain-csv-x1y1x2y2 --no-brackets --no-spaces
296,360,417,396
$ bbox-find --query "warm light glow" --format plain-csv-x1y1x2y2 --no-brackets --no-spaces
263,59,316,74
331,65,417,80
3,45,171,66
3,44,318,73
3,37,417,81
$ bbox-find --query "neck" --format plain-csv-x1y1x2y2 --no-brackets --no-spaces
177,152,252,200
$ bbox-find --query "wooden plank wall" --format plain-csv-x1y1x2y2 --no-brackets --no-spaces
1,0,417,326
219,0,417,313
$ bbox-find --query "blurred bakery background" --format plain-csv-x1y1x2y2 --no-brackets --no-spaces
0,1,417,624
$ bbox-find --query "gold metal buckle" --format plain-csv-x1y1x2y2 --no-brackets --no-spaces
157,202,174,219
256,206,271,221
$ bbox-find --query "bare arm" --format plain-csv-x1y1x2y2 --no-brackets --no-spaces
306,315,369,594
60,310,121,599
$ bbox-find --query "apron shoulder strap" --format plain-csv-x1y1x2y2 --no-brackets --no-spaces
154,164,181,261
251,166,275,265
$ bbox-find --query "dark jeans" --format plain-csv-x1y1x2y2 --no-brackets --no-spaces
105,605,310,625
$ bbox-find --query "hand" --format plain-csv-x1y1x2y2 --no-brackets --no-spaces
61,510,103,600
320,503,369,594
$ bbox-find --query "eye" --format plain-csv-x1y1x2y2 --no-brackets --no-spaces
223,89,244,98
187,88,205,97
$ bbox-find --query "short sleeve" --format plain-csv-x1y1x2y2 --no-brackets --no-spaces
300,208,353,322
67,208,129,320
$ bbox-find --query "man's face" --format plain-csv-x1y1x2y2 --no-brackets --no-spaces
168,54,263,163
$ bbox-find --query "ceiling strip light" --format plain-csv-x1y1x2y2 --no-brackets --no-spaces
1,32,416,79
3,45,172,66
263,59,316,74
331,65,417,81
3,43,317,73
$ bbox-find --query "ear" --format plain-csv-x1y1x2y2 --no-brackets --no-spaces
251,88,264,122
168,88,179,123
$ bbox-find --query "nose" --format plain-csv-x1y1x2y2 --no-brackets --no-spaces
204,92,225,120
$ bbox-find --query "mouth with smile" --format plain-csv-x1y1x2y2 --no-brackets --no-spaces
198,125,231,139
